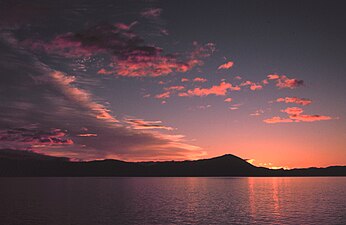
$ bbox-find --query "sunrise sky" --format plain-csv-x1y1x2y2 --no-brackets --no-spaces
0,0,345,168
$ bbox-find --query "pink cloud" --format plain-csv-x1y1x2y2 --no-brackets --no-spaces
218,61,234,70
262,79,269,85
193,77,207,82
0,128,74,149
114,21,137,30
263,116,294,124
289,114,332,122
250,83,263,90
155,86,186,100
27,24,215,77
77,133,98,137
164,85,185,91
276,75,304,89
180,81,240,97
181,78,189,82
240,80,263,91
125,119,174,130
234,76,242,80
197,105,211,110
250,109,264,116
224,98,233,102
155,91,171,99
97,68,113,75
276,97,312,106
266,74,304,89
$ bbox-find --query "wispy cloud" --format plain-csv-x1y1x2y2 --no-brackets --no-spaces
193,77,207,82
50,71,118,123
276,97,312,106
125,118,174,131
155,91,171,99
140,8,162,18
164,85,185,91
263,116,294,124
250,109,264,116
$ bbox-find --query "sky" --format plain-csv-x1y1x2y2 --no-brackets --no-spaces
0,0,345,168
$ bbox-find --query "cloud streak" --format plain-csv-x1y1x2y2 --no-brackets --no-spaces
276,97,312,106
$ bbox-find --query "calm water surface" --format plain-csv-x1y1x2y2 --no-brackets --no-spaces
0,177,345,225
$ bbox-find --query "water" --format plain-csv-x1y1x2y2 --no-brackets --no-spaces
0,177,345,225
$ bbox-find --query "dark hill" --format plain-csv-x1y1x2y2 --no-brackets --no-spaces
0,149,345,177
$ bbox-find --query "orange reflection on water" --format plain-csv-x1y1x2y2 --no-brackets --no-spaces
247,178,282,221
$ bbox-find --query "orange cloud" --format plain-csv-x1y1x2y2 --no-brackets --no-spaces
276,97,312,106
193,77,207,82
240,80,263,91
289,114,332,122
267,74,280,80
267,74,304,89
218,61,234,70
264,107,333,123
276,75,304,89
281,107,304,115
250,83,263,90
180,81,240,97
263,116,294,124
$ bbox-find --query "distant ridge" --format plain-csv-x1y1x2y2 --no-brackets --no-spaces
0,149,345,177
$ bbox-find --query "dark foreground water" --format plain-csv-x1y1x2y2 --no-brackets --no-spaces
0,177,345,225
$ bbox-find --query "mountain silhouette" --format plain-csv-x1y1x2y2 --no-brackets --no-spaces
0,149,345,177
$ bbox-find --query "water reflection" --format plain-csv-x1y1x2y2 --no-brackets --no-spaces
0,177,345,225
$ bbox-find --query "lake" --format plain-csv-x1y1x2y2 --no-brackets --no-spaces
0,177,345,224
